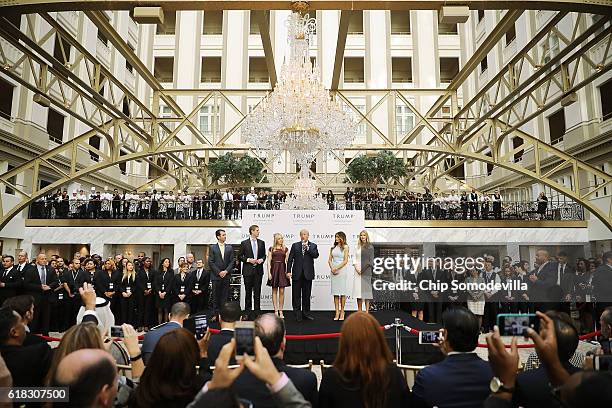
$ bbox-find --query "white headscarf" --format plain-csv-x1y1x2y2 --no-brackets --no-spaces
76,297,115,336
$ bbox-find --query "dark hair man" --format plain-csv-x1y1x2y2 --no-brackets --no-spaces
412,306,493,408
231,313,318,407
209,229,234,320
207,302,241,366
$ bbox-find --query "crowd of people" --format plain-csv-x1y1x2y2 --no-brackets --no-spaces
0,282,611,408
29,186,562,221
1,237,611,339
401,250,612,335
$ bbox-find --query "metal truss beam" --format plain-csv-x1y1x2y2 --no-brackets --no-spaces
330,10,351,91
1,0,610,14
253,10,277,88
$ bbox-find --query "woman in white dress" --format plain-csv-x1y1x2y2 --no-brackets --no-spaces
328,231,350,321
353,230,374,313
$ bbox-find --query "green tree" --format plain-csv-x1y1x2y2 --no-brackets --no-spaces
346,150,407,186
208,153,264,186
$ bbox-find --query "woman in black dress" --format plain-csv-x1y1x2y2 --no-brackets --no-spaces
137,257,157,331
319,312,410,408
156,258,174,324
537,192,548,219
172,265,193,306
267,233,290,318
119,260,138,326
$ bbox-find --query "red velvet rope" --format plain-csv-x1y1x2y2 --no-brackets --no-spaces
35,328,602,349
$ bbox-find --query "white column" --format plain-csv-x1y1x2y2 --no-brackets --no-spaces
175,11,203,144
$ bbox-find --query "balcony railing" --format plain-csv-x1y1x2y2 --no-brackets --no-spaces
27,198,585,222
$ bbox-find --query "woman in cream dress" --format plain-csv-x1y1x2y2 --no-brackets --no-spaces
353,230,374,313
328,231,350,321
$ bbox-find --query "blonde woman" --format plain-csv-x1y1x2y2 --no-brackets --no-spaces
329,231,350,321
267,233,290,318
120,260,137,325
353,230,374,313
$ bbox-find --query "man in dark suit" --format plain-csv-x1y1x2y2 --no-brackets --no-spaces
425,258,450,324
594,251,612,321
232,312,318,408
190,259,211,314
287,229,319,322
141,302,190,364
208,229,235,320
239,224,267,319
0,306,53,387
0,255,21,305
412,306,493,408
482,258,501,332
207,301,241,367
22,253,59,335
14,250,34,287
513,311,581,408
529,249,560,312
65,258,88,325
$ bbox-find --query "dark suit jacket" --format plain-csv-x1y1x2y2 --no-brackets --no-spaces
0,342,53,387
192,268,210,292
22,264,59,304
0,266,22,300
412,353,493,408
529,261,560,302
141,321,182,364
239,238,267,277
593,264,612,303
136,269,157,296
207,328,235,367
208,243,235,282
287,241,319,281
155,268,175,295
94,269,122,300
232,357,318,408
513,362,581,407
172,272,194,300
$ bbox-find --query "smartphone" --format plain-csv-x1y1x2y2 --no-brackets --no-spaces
497,313,539,336
183,314,208,339
594,355,612,371
419,330,442,345
234,321,255,360
110,325,124,338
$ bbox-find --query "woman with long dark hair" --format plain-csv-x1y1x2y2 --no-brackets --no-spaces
130,328,208,407
156,257,174,324
319,312,410,408
328,231,350,321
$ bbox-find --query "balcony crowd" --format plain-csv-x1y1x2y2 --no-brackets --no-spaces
29,186,582,221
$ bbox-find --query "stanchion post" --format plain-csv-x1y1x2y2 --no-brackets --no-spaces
394,317,402,364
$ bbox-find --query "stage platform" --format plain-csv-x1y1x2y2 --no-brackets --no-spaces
207,310,445,365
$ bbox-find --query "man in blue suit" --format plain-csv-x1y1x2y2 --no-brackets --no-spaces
141,302,190,364
287,229,319,322
412,306,493,408
209,229,235,320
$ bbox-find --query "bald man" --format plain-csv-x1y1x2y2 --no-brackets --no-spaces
52,349,118,408
528,249,560,312
22,253,59,335
231,313,318,407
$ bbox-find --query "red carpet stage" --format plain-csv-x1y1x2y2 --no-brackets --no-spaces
207,310,445,365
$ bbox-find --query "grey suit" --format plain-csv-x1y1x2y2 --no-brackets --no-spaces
141,321,182,364
208,243,235,315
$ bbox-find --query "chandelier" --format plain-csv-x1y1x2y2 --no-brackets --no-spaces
243,7,357,181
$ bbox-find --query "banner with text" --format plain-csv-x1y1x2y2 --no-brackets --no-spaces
240,210,365,311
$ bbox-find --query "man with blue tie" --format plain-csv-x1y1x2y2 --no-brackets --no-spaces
209,229,235,321
239,225,266,319
22,253,59,335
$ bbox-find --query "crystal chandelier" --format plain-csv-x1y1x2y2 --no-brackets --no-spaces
243,5,357,210
282,167,328,210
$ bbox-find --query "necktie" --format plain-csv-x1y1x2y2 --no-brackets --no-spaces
219,244,224,260
39,266,45,285
302,242,307,255
252,240,257,259
197,269,201,281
